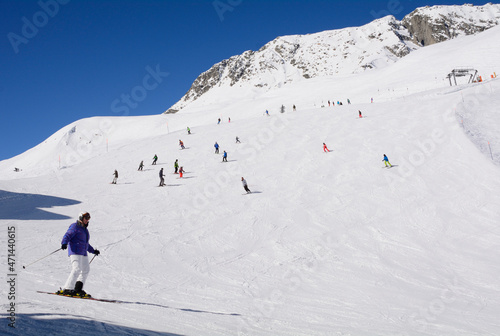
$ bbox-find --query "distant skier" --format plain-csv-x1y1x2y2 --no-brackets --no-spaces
236,136,241,143
138,161,144,171
383,154,392,167
323,143,331,152
187,127,191,134
222,151,228,162
228,117,231,123
112,170,118,184
179,166,184,178
214,142,219,154
218,118,221,124
328,100,331,107
174,159,179,174
265,110,269,116
293,105,296,111
152,154,158,165
241,177,251,194
159,168,165,186
58,212,100,297
347,99,351,104
179,140,185,149
358,110,363,118
371,97,373,103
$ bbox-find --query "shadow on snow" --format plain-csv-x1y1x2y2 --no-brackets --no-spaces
0,190,80,220
113,299,241,317
0,313,183,336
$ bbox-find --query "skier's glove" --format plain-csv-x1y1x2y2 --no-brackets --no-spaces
61,244,67,250
94,249,100,256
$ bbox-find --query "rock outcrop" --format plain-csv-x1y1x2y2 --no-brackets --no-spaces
402,4,500,46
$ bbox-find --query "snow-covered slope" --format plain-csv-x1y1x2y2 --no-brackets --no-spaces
166,4,500,114
1,22,500,336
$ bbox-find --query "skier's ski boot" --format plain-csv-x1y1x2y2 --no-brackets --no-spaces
76,291,91,298
74,281,91,298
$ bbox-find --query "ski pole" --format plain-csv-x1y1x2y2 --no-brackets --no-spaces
89,255,97,264
23,248,62,269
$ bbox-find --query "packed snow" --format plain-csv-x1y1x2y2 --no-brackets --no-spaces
1,25,500,336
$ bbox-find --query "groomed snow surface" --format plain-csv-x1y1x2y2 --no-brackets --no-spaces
1,27,500,336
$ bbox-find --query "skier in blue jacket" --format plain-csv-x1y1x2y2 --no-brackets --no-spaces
58,212,100,297
383,154,392,167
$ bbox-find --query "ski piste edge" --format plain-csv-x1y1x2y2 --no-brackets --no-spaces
37,291,120,303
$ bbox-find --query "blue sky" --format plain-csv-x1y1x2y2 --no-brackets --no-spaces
0,0,484,161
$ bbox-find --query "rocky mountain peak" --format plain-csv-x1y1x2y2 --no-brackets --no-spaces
402,3,500,46
165,4,500,114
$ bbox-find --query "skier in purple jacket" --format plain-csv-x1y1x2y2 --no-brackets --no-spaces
58,212,100,297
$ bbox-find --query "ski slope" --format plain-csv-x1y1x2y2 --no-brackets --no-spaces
1,26,500,336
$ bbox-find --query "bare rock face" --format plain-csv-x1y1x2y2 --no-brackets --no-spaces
165,4,500,114
402,4,500,46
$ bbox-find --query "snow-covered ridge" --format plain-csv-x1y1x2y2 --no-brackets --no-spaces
166,3,500,114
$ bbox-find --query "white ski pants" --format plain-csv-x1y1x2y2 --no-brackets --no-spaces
63,254,90,290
